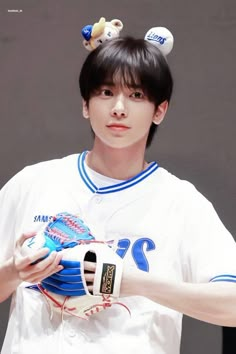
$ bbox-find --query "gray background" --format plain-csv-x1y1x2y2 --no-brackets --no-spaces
0,0,235,353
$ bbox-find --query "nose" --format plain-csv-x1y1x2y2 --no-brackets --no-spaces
111,94,127,119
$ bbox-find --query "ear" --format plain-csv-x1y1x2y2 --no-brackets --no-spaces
83,40,93,51
82,100,89,119
110,19,123,31
153,100,168,125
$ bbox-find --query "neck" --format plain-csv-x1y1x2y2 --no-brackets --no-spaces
87,141,148,180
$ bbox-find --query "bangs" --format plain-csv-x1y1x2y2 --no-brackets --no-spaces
88,42,149,94
102,66,142,91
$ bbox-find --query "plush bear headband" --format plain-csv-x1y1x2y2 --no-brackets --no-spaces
81,17,174,56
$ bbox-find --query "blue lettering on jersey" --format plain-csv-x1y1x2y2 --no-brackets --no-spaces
116,237,156,272
33,215,54,223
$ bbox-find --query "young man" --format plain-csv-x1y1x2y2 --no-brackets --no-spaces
1,36,236,354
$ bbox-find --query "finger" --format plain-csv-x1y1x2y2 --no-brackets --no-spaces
26,263,64,284
15,247,50,270
84,261,96,272
84,273,95,282
16,232,37,247
87,284,94,293
32,251,62,271
29,263,64,283
19,252,63,282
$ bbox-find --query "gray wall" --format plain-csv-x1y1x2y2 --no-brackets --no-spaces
0,1,236,353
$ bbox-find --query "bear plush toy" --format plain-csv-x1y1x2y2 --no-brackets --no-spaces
81,17,123,51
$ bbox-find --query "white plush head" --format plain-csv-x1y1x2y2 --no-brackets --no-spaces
144,27,174,56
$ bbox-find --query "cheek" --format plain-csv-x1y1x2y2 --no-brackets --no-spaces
90,108,106,122
137,121,153,137
133,105,155,127
88,106,106,133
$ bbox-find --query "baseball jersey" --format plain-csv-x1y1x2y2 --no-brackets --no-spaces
1,150,236,354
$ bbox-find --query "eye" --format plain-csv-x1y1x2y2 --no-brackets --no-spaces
131,91,144,99
101,89,113,96
97,39,103,44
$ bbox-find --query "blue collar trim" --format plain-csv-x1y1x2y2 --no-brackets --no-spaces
77,151,158,194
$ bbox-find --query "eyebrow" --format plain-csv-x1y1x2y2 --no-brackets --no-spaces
101,81,143,90
101,82,114,87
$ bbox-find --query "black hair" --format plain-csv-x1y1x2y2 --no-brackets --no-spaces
79,36,173,147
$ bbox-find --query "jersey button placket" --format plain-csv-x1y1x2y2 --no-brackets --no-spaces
94,195,102,204
93,189,103,204
68,329,76,338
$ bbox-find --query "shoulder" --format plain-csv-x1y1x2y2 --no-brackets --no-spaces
154,166,212,207
0,153,80,195
155,167,198,194
16,153,79,178
24,153,79,173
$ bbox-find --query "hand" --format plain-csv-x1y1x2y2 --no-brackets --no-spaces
14,232,64,284
41,242,123,299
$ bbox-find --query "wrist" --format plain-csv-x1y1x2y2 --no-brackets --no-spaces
5,257,22,285
0,257,22,303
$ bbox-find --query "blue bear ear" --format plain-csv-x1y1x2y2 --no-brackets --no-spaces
81,25,93,41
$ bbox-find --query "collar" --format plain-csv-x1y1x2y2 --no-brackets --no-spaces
77,151,159,194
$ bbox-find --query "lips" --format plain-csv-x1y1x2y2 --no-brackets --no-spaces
107,123,130,130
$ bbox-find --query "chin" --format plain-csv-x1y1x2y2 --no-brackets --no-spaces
95,134,148,150
104,141,145,151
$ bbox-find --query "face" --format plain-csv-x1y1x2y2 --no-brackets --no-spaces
83,85,167,150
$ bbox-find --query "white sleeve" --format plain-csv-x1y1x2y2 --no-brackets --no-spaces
180,185,236,284
0,171,25,263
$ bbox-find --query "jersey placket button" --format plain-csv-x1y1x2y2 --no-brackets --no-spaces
94,195,102,204
68,329,76,337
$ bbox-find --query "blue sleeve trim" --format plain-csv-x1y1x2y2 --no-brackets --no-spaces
210,274,236,283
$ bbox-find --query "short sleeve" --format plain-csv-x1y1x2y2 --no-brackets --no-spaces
0,170,24,262
180,185,236,284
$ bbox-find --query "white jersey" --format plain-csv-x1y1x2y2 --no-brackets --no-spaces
1,151,236,354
